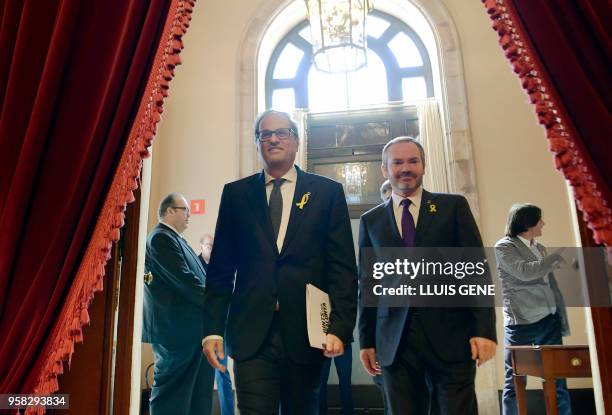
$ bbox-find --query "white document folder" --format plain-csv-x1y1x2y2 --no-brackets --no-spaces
306,283,331,349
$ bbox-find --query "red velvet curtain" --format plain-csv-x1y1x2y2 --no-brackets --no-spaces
482,0,612,245
0,0,194,402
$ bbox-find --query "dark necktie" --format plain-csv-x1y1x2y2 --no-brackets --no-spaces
401,199,416,247
269,178,285,240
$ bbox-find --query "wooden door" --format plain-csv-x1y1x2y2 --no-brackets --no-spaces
50,187,141,414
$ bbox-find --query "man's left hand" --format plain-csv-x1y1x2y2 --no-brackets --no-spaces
469,337,496,367
323,333,344,358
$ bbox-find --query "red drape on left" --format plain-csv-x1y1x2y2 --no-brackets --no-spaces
0,0,195,404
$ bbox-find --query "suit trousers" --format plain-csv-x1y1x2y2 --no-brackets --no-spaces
234,313,324,415
319,343,354,415
150,342,215,415
503,313,571,415
372,374,389,415
381,311,477,415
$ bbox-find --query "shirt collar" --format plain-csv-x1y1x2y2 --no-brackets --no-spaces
265,165,297,185
160,221,182,236
391,186,423,209
518,235,535,247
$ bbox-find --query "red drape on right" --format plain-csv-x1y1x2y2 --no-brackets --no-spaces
482,0,612,245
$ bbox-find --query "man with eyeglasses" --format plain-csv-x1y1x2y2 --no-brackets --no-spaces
143,192,214,415
202,110,357,415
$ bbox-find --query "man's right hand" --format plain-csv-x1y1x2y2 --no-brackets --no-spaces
203,338,226,372
360,348,381,376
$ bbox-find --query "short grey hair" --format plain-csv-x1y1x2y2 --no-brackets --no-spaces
380,179,392,201
381,136,426,167
158,192,184,220
199,234,213,244
253,110,299,141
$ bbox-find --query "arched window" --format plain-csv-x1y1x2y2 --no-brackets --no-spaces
260,5,446,216
265,10,434,112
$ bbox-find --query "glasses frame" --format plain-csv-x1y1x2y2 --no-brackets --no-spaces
171,206,190,213
256,128,296,143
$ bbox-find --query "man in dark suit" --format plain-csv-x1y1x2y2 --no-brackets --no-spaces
143,193,214,415
202,110,357,415
358,137,497,415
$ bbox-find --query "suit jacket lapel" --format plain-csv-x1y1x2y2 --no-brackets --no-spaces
280,166,310,256
179,236,206,276
384,198,404,246
414,190,436,246
247,171,279,255
513,237,538,261
159,223,206,277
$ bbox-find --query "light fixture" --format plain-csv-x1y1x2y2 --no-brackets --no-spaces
305,0,373,73
337,163,368,203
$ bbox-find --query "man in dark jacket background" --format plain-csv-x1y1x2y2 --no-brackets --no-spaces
143,192,214,415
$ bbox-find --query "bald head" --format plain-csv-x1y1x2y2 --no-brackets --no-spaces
199,234,214,262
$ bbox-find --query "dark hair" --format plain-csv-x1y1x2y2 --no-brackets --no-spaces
505,203,542,237
253,110,299,141
158,192,183,220
381,136,425,167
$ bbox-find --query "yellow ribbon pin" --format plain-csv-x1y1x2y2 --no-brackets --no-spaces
296,192,311,210
144,272,154,285
429,202,437,213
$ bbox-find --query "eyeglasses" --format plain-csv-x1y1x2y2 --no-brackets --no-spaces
256,128,296,142
171,206,190,213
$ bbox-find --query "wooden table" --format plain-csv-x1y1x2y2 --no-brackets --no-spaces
507,345,591,415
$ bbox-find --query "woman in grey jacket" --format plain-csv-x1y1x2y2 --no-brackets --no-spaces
495,203,571,415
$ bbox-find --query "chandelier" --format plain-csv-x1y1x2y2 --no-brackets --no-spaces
305,0,373,73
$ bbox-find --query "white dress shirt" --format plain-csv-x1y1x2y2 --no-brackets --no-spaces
264,166,297,251
390,186,423,237
160,220,181,236
518,235,542,260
